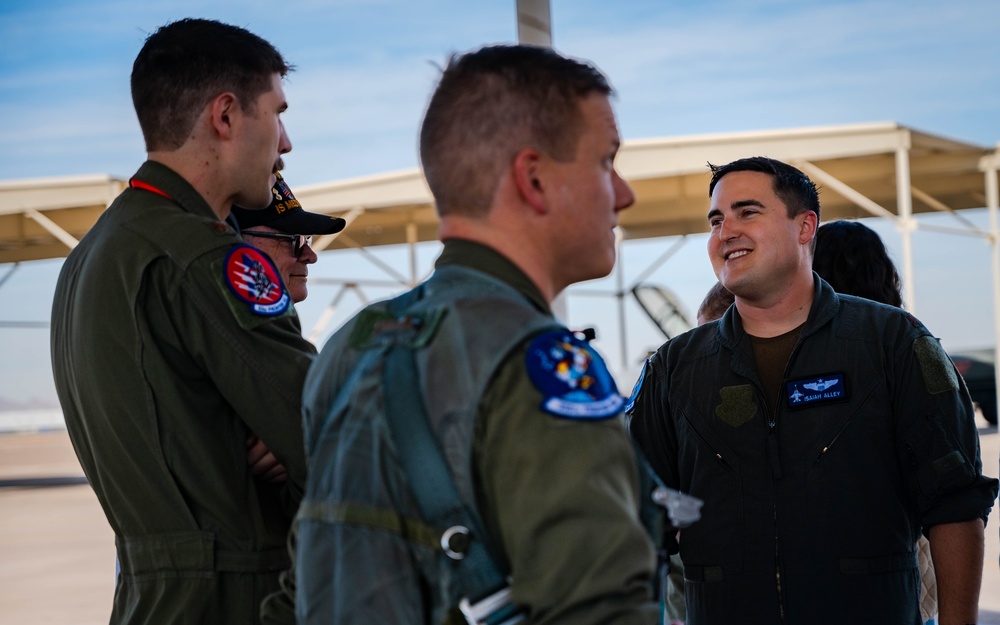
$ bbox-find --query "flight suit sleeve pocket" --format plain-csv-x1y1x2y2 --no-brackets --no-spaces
903,414,977,501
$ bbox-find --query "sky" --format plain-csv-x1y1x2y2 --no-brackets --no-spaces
1,0,999,409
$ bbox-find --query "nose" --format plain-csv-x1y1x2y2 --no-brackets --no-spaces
299,242,317,265
613,169,635,212
717,215,740,241
278,119,292,155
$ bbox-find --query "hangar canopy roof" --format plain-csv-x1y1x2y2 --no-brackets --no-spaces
0,121,994,264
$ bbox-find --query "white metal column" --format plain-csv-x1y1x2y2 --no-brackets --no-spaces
406,222,418,286
615,229,627,368
516,0,552,47
516,0,569,321
982,152,1000,424
895,146,916,312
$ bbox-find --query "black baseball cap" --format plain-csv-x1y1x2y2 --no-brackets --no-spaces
231,172,346,235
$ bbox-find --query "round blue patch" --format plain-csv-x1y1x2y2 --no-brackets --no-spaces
624,358,649,414
525,330,624,420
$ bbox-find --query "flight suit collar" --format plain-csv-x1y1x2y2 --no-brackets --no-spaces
717,273,842,356
435,239,551,316
130,160,223,223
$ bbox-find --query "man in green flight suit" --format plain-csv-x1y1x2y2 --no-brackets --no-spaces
295,45,663,624
50,19,315,624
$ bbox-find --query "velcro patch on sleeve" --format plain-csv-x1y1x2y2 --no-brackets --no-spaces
525,330,623,420
931,450,966,475
221,244,290,317
913,336,959,395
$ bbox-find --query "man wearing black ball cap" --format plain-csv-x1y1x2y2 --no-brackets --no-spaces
232,172,346,304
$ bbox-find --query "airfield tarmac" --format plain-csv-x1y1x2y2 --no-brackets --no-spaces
1,425,998,624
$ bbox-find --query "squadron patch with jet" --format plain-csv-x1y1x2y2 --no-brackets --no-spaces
222,244,290,316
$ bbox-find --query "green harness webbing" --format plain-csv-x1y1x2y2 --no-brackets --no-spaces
381,286,525,625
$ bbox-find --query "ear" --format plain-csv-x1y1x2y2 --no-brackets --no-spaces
799,210,818,246
208,92,240,140
512,148,548,214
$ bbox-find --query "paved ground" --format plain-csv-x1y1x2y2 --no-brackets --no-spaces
1,425,998,624
0,430,115,625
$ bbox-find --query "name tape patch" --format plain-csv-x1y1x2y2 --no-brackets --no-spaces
785,372,848,410
526,330,623,420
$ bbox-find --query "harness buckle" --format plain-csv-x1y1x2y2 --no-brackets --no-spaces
458,586,524,625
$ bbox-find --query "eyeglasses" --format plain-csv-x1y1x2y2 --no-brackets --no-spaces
242,231,313,258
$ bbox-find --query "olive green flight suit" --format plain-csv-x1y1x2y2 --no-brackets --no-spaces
294,239,660,624
50,161,315,625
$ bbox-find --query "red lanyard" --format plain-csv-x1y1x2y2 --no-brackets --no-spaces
129,178,173,201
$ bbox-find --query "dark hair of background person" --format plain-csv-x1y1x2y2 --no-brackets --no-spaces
131,18,293,152
697,281,736,325
813,220,903,308
419,44,613,217
707,156,821,222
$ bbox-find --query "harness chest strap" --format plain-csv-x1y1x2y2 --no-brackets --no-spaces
296,500,441,551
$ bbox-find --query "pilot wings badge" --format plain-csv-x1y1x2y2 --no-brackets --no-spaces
785,372,847,410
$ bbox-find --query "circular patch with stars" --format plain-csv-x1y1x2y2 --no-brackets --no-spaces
223,244,290,316
525,330,624,420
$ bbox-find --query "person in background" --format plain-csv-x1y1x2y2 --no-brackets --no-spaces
813,218,936,625
813,219,902,307
231,173,346,494
231,172,346,305
628,156,997,624
50,19,315,624
232,173,346,625
294,44,664,624
696,281,735,327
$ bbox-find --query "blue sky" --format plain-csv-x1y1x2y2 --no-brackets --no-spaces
1,0,999,407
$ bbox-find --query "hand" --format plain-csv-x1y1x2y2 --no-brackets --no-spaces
246,434,288,484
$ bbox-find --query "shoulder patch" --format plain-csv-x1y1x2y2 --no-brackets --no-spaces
913,335,959,395
526,330,623,420
624,358,650,414
222,244,290,317
904,312,923,329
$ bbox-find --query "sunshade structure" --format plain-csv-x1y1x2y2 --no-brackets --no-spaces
2,120,1000,399
0,175,126,264
1,121,997,294
268,121,1000,314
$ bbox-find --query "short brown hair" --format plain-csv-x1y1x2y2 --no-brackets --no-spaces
708,156,820,221
419,45,612,217
131,18,292,152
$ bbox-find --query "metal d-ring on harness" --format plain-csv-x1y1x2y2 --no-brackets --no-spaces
381,297,524,625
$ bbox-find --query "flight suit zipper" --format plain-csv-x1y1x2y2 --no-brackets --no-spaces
766,334,805,625
758,381,786,624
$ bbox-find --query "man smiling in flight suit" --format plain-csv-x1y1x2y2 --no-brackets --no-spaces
628,156,997,625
